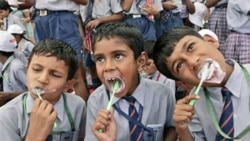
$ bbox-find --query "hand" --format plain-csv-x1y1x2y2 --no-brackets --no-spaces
86,19,101,30
21,17,30,23
25,98,57,141
0,93,10,106
162,1,177,11
92,108,116,141
173,94,198,132
141,3,159,16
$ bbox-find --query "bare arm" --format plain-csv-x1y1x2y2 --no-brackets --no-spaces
185,0,195,14
86,12,123,30
164,126,178,141
72,0,87,5
121,0,133,12
0,92,23,106
205,0,219,8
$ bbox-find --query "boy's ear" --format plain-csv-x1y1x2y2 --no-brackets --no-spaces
64,79,75,92
203,35,220,49
137,51,148,72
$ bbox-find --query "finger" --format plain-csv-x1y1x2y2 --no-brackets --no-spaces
176,94,199,105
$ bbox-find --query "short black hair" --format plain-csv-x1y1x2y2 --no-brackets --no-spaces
92,22,144,59
28,39,79,80
153,26,203,80
0,0,12,12
144,40,155,59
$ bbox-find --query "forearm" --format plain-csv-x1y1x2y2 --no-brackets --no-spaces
121,0,133,12
164,126,178,141
98,13,123,24
176,128,194,141
185,0,195,14
205,0,219,8
72,0,87,5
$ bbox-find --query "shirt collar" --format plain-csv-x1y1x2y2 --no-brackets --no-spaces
111,77,146,107
224,59,246,98
26,93,65,121
1,55,15,72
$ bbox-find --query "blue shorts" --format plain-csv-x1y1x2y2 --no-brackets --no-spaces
34,11,82,61
123,15,156,41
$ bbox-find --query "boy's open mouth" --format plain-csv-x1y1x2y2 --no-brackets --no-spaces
198,59,226,84
105,77,124,93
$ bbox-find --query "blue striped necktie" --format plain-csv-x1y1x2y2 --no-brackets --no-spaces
215,87,234,141
123,96,143,141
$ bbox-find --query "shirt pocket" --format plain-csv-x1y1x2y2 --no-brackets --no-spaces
143,124,163,141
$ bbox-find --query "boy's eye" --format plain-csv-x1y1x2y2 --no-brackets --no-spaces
52,72,61,78
115,54,123,60
95,56,104,63
176,62,183,72
32,67,41,72
187,43,194,52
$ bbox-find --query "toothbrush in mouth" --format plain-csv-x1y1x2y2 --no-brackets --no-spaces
34,87,57,128
98,81,119,132
189,63,211,106
106,81,120,110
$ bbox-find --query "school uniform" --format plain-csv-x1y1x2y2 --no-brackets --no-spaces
85,77,175,141
224,0,250,64
83,0,123,67
123,0,163,41
188,60,250,140
34,0,82,61
155,0,184,38
2,14,25,31
1,55,27,92
18,39,34,57
0,92,86,141
208,0,229,56
147,70,176,95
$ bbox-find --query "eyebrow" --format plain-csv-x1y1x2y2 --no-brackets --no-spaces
171,40,190,72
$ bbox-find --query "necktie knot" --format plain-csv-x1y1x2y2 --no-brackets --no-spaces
221,87,232,98
123,96,136,105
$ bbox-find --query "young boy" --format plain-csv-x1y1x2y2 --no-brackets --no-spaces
153,26,250,140
0,39,86,140
0,31,27,106
143,40,176,95
85,22,177,141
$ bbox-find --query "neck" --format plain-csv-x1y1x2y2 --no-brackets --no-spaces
219,61,234,87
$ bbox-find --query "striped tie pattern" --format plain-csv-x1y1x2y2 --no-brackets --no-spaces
124,96,143,141
215,87,234,141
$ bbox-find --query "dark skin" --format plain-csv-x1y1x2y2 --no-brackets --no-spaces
0,92,22,106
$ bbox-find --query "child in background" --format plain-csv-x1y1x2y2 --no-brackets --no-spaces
7,24,34,57
0,0,25,31
186,1,208,31
122,0,163,41
153,26,250,140
155,0,184,38
0,39,86,140
143,40,176,95
86,22,177,141
0,31,27,106
224,0,250,64
83,0,123,90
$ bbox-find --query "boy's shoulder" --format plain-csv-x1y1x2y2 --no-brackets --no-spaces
63,92,86,107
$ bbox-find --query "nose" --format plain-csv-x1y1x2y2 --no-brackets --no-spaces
37,72,49,84
104,58,115,72
186,56,200,71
